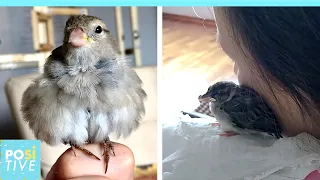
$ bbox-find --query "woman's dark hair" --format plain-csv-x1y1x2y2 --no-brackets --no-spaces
219,7,320,119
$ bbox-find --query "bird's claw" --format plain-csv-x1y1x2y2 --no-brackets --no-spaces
102,138,116,173
218,131,239,137
210,122,220,127
71,146,77,157
70,143,100,160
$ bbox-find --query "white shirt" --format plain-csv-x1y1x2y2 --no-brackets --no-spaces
162,116,320,180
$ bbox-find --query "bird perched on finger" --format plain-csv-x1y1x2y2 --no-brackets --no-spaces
21,14,147,173
198,81,283,139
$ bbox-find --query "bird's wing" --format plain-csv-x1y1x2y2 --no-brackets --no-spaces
221,87,282,138
43,46,68,79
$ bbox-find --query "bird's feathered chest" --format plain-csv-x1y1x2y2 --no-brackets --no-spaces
57,60,123,90
43,47,143,110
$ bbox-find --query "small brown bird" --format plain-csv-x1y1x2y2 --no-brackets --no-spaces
199,81,282,139
21,15,147,172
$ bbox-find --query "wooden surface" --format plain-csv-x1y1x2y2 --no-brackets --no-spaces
163,13,216,28
33,7,88,15
47,7,88,15
162,15,237,121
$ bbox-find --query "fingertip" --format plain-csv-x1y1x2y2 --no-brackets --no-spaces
46,143,135,180
100,143,135,179
113,143,135,168
109,143,135,177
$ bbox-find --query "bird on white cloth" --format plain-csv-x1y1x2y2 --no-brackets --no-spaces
198,81,282,139
21,15,147,172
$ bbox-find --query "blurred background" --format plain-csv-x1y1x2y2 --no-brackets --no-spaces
162,6,237,124
0,7,157,180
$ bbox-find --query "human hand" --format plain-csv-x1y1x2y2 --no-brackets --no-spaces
46,143,134,180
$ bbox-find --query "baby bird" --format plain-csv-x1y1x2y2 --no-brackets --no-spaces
199,81,282,139
21,15,146,172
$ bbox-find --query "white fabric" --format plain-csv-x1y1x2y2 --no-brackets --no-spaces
162,115,320,180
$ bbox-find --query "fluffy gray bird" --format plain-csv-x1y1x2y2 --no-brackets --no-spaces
21,15,146,172
198,81,282,139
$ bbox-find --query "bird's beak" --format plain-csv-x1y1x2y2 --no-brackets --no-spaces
198,95,216,102
68,28,93,47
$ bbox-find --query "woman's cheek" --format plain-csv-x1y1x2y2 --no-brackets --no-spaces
235,62,252,86
233,61,246,84
233,61,238,76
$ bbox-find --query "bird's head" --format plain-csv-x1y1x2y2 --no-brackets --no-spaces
198,81,238,104
63,15,120,63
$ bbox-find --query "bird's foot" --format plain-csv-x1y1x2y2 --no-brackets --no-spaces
210,122,220,127
101,137,115,173
69,143,100,160
218,131,239,137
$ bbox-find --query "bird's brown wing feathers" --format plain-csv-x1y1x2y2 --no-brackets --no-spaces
221,87,283,138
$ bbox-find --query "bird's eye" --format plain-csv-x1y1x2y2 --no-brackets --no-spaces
95,26,102,34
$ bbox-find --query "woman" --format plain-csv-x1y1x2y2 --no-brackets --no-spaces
163,7,320,179
214,7,320,138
